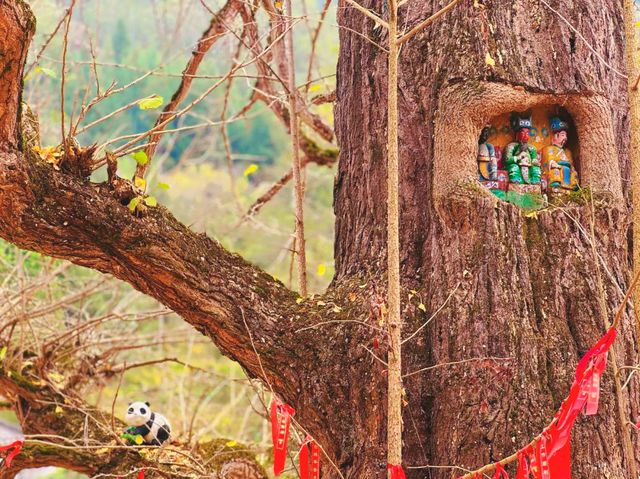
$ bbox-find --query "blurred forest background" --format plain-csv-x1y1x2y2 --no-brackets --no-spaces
0,0,338,476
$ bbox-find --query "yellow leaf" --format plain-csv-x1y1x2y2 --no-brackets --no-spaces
128,196,142,212
0,346,6,360
134,176,146,190
275,0,282,7
225,440,238,447
49,372,64,384
309,84,321,92
485,52,496,67
332,305,342,313
418,303,426,312
525,210,538,218
135,435,144,445
55,405,63,414
316,263,327,276
296,297,304,304
144,196,157,207
33,146,61,168
316,300,326,306
138,95,164,110
243,164,259,177
636,21,640,27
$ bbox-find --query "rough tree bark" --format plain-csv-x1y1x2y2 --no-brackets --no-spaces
0,0,639,478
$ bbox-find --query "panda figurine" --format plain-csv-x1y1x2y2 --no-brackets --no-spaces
123,401,171,446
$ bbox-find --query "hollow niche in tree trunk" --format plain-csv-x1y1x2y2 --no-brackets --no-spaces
334,0,639,478
434,82,623,202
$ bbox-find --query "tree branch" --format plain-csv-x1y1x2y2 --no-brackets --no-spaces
137,0,245,177
0,0,317,402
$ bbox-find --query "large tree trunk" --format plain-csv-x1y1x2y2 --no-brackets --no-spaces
0,0,639,478
334,0,639,477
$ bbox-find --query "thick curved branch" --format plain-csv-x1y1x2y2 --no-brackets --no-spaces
0,0,314,400
0,2,365,471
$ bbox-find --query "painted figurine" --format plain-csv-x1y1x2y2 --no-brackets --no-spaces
504,115,541,185
541,117,579,192
477,126,498,181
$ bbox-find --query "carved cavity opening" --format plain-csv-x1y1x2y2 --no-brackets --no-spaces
433,82,622,204
476,106,580,207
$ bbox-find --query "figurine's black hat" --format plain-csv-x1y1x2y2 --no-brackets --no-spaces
510,113,532,132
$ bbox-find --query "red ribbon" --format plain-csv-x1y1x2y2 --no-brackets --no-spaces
516,449,531,479
536,434,551,479
270,398,295,476
299,436,320,479
387,464,406,479
137,470,145,479
0,441,23,468
493,463,509,478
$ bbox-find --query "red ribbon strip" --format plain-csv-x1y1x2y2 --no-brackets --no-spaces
270,398,295,476
493,463,509,478
536,433,551,479
0,440,23,468
516,449,531,479
387,463,406,479
137,470,145,479
299,436,320,479
463,327,617,479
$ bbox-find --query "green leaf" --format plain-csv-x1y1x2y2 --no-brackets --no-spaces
0,346,6,361
138,95,164,110
157,182,170,190
131,151,149,165
35,66,57,78
128,196,141,212
144,196,157,207
243,164,259,177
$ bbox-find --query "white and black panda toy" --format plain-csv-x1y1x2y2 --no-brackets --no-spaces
123,401,171,446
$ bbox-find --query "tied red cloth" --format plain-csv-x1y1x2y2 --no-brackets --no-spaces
516,448,534,479
509,328,616,479
270,398,295,476
387,463,406,479
299,436,320,479
0,441,23,468
493,463,509,478
137,470,145,479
